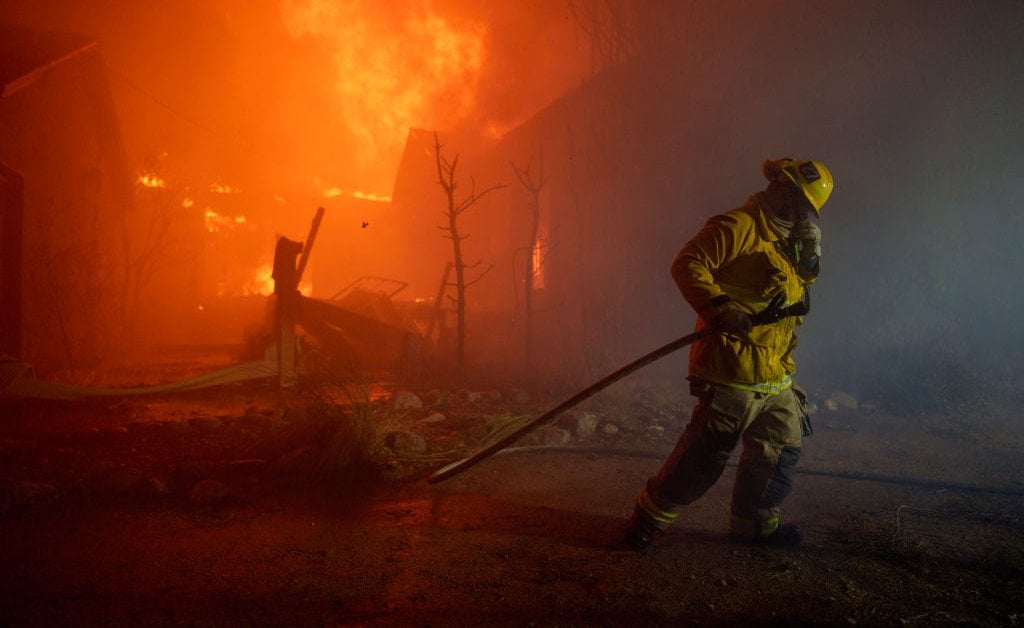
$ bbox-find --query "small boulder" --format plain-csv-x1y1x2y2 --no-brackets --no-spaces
273,447,318,474
189,479,230,505
825,391,859,411
508,389,531,404
391,391,423,411
385,430,428,454
429,434,466,453
558,411,599,439
414,411,447,427
529,426,572,447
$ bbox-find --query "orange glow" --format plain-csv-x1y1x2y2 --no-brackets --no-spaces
532,237,545,290
138,173,166,188
210,182,242,194
245,264,275,296
352,191,391,203
283,0,485,170
241,263,313,297
317,180,391,202
203,208,249,233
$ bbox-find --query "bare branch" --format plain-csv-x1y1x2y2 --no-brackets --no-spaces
466,263,495,288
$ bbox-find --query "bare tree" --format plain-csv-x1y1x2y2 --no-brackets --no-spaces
510,150,547,370
433,132,504,376
116,178,184,347
568,0,640,74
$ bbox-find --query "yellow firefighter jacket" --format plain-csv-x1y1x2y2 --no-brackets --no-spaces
671,193,817,393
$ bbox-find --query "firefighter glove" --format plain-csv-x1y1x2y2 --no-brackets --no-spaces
712,307,752,335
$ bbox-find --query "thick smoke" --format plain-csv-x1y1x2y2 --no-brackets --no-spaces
4,1,1021,414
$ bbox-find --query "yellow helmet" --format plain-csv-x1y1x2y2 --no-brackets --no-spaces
780,159,833,215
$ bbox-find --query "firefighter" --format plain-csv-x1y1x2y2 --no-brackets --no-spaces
624,158,834,550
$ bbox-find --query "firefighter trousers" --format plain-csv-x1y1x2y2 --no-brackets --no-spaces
637,381,807,538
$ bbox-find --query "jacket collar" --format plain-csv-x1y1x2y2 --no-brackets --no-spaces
745,192,780,242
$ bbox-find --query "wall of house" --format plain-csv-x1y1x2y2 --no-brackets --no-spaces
0,46,133,373
407,1,1024,393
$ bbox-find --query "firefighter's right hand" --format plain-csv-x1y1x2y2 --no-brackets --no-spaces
711,307,752,335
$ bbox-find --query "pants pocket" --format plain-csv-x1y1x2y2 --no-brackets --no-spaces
791,384,813,437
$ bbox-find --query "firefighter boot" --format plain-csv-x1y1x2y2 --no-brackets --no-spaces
757,523,803,548
730,515,803,548
623,506,662,551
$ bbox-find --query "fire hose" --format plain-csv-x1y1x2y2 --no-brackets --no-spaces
427,293,808,484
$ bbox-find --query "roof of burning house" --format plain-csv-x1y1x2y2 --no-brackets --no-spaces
0,24,97,98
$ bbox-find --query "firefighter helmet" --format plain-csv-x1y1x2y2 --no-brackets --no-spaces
779,159,833,214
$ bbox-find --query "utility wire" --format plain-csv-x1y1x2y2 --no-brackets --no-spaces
103,60,326,185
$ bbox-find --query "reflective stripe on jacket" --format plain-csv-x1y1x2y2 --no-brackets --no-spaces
671,193,816,392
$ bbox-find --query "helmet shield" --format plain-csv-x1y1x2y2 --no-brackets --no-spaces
781,159,833,215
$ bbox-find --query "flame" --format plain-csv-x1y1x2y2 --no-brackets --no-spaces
210,182,241,194
283,0,486,168
353,190,391,202
243,263,312,297
204,208,250,233
246,264,276,296
138,173,166,188
532,236,546,290
317,178,392,202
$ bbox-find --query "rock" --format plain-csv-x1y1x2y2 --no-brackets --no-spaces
614,415,647,432
825,391,859,411
273,447,318,474
189,479,230,505
99,466,149,495
528,427,572,447
391,391,423,411
414,411,447,427
480,389,503,403
188,417,223,432
173,461,220,485
0,479,57,512
421,389,449,406
0,438,38,452
429,434,466,453
557,411,599,439
508,389,531,404
449,389,471,404
163,420,189,435
147,476,170,495
126,421,166,437
228,459,268,476
385,430,428,454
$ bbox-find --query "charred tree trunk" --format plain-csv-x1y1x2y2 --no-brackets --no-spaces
511,151,546,371
433,133,503,378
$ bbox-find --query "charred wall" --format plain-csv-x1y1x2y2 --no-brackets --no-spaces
434,1,1024,402
0,29,133,373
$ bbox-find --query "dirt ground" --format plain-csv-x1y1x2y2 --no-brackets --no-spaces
1,353,1023,627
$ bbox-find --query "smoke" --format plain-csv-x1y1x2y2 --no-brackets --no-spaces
3,0,589,193
4,0,1020,412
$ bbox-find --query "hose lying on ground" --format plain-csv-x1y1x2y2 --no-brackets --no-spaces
487,445,1024,497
